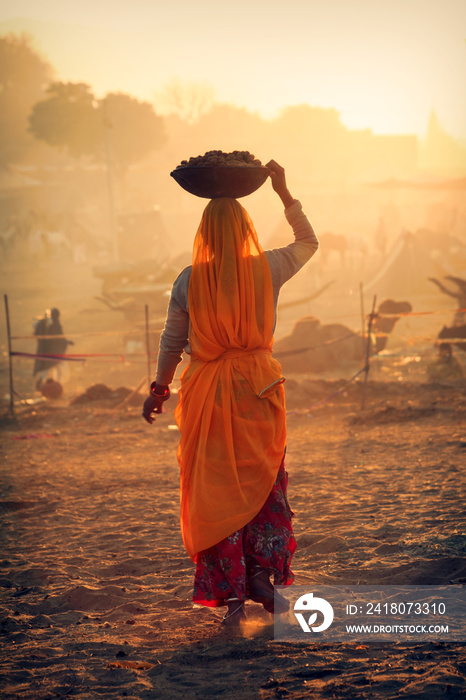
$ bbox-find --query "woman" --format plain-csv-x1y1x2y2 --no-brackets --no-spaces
33,307,72,389
143,160,319,625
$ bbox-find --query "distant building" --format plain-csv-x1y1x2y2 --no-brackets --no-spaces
348,130,418,179
420,110,466,174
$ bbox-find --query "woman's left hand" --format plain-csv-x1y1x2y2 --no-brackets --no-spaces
142,394,165,423
142,385,170,424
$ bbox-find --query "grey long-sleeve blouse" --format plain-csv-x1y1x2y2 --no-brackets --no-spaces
155,199,319,386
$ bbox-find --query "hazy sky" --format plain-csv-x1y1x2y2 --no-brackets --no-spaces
1,0,465,139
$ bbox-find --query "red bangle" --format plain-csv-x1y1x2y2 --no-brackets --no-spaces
150,381,170,399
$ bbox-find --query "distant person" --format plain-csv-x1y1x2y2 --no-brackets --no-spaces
33,308,72,389
427,342,464,383
142,160,319,627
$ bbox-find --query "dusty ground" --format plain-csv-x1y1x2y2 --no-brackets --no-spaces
1,375,465,699
1,250,466,698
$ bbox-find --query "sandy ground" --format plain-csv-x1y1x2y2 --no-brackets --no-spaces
1,251,466,698
1,375,465,699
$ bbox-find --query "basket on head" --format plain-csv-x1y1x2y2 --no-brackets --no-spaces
170,165,270,199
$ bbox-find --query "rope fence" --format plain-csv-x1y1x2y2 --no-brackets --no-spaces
3,292,465,419
3,294,161,417
284,306,466,324
9,351,159,364
10,328,164,341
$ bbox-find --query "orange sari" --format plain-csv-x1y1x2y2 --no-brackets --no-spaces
175,198,286,561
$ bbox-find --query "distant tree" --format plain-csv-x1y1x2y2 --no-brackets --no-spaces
0,33,54,168
100,93,167,174
28,82,101,158
29,83,167,172
274,104,347,149
189,103,270,155
271,104,351,178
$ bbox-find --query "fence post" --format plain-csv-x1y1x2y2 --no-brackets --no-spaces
4,294,16,419
361,294,377,410
145,304,151,393
359,282,366,356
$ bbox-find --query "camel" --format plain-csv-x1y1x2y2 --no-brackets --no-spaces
438,324,466,352
273,299,412,373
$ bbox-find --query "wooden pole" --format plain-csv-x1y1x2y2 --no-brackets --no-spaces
359,282,366,356
103,98,119,264
4,294,16,419
361,294,377,411
145,304,151,393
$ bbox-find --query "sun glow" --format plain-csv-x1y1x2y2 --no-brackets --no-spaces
0,0,465,139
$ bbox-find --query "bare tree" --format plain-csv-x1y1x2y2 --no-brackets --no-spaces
154,79,216,124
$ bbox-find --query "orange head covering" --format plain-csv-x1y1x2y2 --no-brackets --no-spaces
175,198,286,560
189,197,273,359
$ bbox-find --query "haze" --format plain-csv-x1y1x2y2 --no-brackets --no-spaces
1,0,466,139
2,0,466,406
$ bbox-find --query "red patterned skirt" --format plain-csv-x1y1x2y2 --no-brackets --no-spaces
193,456,296,607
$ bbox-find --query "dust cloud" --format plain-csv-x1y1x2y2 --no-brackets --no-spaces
1,94,466,402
